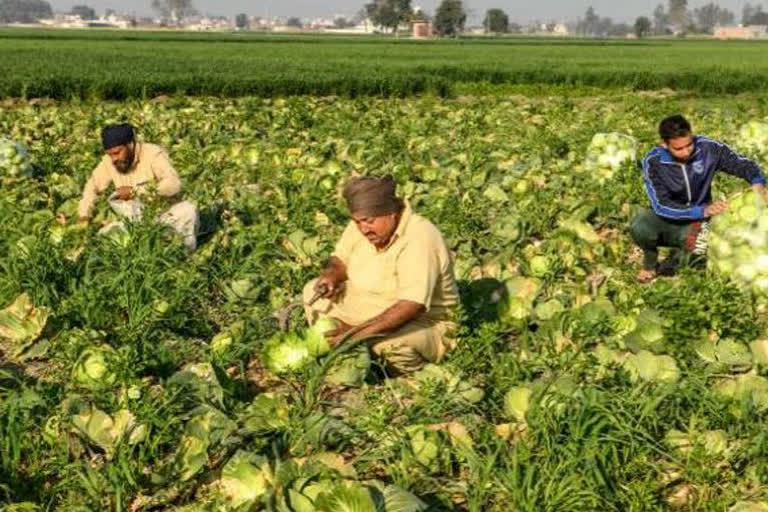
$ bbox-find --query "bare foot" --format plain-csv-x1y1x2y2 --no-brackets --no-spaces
636,269,657,283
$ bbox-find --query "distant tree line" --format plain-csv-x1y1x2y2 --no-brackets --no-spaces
272,0,767,38
363,0,471,36
0,0,52,23
741,2,768,25
70,4,96,20
4,0,757,39
638,0,746,37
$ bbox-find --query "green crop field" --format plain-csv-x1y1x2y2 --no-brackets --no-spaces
3,30,768,512
3,29,768,98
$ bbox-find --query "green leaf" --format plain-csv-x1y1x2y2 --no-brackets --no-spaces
315,484,378,512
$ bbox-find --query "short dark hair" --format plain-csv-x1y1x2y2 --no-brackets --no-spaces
659,115,692,141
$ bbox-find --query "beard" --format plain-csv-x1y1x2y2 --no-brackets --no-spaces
114,148,135,173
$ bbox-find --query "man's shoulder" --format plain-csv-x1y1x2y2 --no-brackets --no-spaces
694,136,724,151
643,146,665,162
96,153,112,168
139,143,169,160
405,213,447,247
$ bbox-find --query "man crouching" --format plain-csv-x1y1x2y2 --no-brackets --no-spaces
304,175,459,375
77,123,199,250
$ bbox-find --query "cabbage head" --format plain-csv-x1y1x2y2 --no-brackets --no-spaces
262,332,313,375
504,386,532,422
72,344,118,390
305,316,336,356
0,138,34,177
0,293,49,357
219,451,271,508
709,189,768,298
624,350,680,384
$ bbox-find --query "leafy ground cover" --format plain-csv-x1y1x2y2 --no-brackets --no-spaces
1,92,768,511
3,31,768,99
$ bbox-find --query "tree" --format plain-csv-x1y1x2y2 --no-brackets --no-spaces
484,8,508,34
70,4,96,19
694,3,734,33
576,6,600,35
235,12,248,29
334,16,354,28
744,5,768,25
595,16,615,36
285,16,302,28
410,6,428,21
634,16,651,38
652,4,668,34
751,10,768,25
607,22,632,36
364,0,411,35
668,0,688,28
742,3,757,24
508,22,522,34
0,0,52,22
434,0,466,37
576,6,624,37
151,0,196,22
717,6,735,26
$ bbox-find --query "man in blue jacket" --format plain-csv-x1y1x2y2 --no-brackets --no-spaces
632,114,767,283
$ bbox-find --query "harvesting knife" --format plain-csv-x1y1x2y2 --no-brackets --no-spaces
275,283,328,332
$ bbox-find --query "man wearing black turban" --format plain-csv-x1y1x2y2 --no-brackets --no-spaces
304,176,459,375
77,123,199,250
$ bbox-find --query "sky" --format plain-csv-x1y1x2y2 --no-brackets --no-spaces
49,0,765,24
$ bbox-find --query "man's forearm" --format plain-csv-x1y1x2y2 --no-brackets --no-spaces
352,300,425,340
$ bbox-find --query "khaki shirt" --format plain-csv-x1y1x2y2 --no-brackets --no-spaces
78,143,181,218
333,201,459,321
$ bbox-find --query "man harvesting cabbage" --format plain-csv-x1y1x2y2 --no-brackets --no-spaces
632,114,767,283
77,123,199,250
304,176,459,375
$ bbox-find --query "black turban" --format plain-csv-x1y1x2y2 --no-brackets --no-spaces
101,123,135,150
343,175,403,217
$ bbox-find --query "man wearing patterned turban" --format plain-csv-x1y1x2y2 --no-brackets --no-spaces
304,175,459,375
77,123,199,250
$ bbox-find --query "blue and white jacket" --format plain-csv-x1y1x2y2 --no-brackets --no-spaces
642,136,766,221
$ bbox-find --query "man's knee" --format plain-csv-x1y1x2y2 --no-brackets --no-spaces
163,201,199,226
372,341,426,374
630,211,658,249
370,323,444,374
161,201,199,250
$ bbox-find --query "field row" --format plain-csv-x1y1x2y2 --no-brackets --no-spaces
2,30,768,99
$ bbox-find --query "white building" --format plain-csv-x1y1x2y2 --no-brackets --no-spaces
322,18,376,34
714,25,768,39
185,16,233,31
38,12,134,29
39,14,88,28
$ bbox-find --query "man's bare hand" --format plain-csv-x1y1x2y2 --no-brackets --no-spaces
704,201,728,217
114,186,135,201
314,274,343,299
636,268,656,284
326,319,354,346
314,257,348,299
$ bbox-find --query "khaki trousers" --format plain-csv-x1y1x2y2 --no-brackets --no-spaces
303,279,456,374
103,197,200,250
